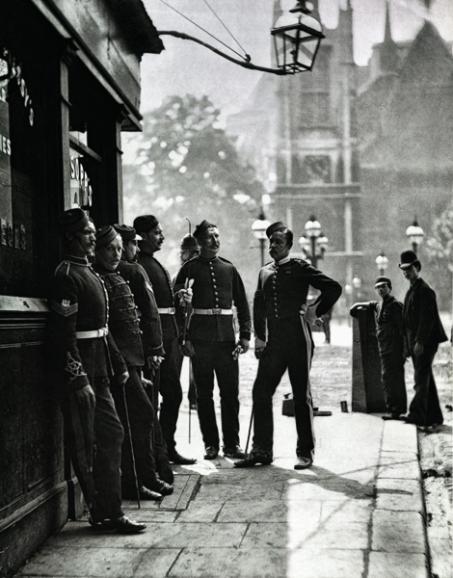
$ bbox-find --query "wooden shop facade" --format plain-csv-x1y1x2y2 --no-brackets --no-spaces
0,1,163,574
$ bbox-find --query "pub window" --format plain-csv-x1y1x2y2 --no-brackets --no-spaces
0,47,38,295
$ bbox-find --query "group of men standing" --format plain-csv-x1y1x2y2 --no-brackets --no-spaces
48,207,447,536
351,249,447,429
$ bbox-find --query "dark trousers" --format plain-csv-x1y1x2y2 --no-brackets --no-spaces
191,341,240,449
252,317,315,459
112,367,158,494
159,337,183,451
380,351,407,415
408,346,443,426
63,379,124,522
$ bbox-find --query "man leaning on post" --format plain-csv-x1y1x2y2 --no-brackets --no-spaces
47,208,145,533
235,221,342,470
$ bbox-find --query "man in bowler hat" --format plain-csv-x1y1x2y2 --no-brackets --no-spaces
351,276,407,419
399,250,447,428
48,209,145,533
235,221,341,470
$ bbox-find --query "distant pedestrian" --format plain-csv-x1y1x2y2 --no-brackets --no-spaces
350,276,407,419
235,222,341,470
174,220,251,460
399,251,447,429
134,215,196,465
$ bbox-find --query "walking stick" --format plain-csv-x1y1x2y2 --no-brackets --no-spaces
244,407,254,455
181,277,194,444
121,383,141,509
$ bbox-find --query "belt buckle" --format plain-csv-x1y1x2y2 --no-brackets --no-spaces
212,307,221,315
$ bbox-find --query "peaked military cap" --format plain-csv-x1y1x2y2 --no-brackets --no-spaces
59,208,91,233
114,224,142,243
193,220,216,240
133,215,159,234
266,221,287,238
374,276,392,289
96,225,120,249
399,250,421,271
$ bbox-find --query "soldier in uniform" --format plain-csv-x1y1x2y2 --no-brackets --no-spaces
48,209,145,533
133,215,196,465
174,220,251,460
235,222,341,470
399,250,447,428
94,226,173,500
114,224,174,485
350,276,407,419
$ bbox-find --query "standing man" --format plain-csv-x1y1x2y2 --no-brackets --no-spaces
350,276,407,419
133,215,195,465
48,208,145,533
94,226,173,500
235,222,341,470
114,224,174,485
399,250,447,428
174,220,251,460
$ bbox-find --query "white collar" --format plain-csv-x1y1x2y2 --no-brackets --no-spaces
275,256,291,266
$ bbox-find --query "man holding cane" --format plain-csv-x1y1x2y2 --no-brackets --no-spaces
235,222,341,470
174,220,251,460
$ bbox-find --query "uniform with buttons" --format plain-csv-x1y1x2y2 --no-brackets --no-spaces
174,255,251,453
251,257,342,461
93,261,162,497
48,254,125,523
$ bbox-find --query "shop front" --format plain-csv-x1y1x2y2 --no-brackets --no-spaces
0,1,163,574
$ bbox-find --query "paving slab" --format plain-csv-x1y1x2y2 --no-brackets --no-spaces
17,546,179,577
371,510,426,553
368,552,428,578
217,499,322,523
375,477,424,512
169,547,366,578
381,420,418,454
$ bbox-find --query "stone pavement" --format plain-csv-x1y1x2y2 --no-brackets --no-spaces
15,328,431,578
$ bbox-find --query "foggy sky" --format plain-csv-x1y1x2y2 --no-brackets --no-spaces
140,0,453,120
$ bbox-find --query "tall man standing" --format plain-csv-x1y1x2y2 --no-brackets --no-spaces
174,220,251,460
133,215,195,465
350,276,407,419
235,222,341,470
48,208,145,533
399,250,447,428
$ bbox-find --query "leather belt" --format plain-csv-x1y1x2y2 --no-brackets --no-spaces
193,308,233,316
158,307,175,315
75,327,109,339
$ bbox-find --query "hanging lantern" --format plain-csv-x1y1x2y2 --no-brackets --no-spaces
271,1,324,74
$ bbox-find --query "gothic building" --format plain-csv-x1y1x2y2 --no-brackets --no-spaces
227,0,453,304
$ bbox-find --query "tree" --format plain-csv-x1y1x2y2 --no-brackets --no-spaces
425,200,453,313
123,94,265,292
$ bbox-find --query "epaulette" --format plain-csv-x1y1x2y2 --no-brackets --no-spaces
292,257,310,267
54,260,71,277
218,256,233,265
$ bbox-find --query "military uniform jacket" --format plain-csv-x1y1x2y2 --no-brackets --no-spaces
94,265,144,368
48,256,126,393
369,296,404,355
118,261,164,357
403,277,447,349
254,257,342,342
138,245,178,341
174,255,251,342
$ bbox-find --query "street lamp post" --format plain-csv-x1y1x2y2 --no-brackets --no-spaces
375,252,389,276
405,219,425,254
251,211,270,267
298,215,328,267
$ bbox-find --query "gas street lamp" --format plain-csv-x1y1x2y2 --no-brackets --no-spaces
405,219,425,254
158,1,324,76
298,215,328,268
251,210,270,267
375,252,389,276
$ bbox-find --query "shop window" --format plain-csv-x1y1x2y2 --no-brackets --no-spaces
0,47,38,295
